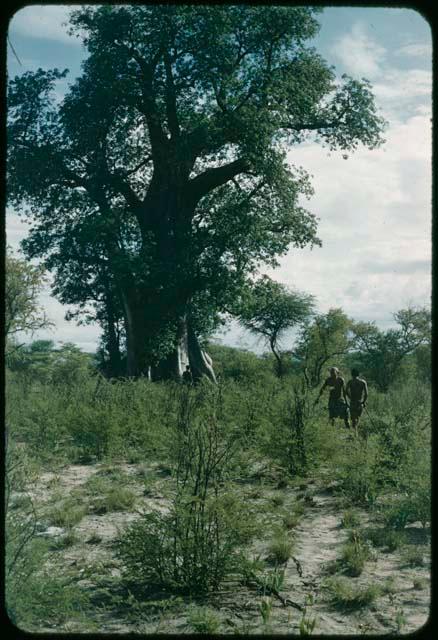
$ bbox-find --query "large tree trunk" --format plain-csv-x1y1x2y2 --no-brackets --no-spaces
120,288,150,377
152,317,216,383
187,323,216,383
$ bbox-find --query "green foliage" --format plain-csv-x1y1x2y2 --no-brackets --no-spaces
325,577,380,611
8,6,385,374
261,380,312,477
412,578,427,591
5,444,88,631
352,306,431,392
91,487,136,514
296,308,354,387
339,531,371,576
188,606,221,634
46,500,87,529
340,510,361,529
400,547,426,568
267,531,294,564
364,527,405,552
117,383,255,594
258,596,273,625
5,248,52,347
236,276,314,376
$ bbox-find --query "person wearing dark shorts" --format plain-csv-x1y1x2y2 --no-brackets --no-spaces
316,367,350,429
346,368,368,436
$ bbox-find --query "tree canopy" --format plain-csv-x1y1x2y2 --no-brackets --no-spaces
5,249,52,353
7,5,386,379
237,276,314,376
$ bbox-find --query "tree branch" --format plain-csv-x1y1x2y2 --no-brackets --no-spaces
187,158,250,204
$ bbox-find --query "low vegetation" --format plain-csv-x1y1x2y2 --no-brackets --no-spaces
5,330,430,633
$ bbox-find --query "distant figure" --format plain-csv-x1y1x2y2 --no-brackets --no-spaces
316,366,350,429
346,368,368,436
182,364,193,385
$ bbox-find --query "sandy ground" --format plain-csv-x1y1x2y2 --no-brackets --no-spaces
14,459,430,635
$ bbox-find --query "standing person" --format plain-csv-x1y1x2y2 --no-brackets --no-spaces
316,367,350,429
182,364,193,385
346,368,368,436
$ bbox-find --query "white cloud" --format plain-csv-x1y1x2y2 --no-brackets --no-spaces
373,68,432,105
330,22,386,78
9,5,79,45
396,42,432,58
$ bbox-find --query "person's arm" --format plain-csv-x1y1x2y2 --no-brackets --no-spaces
345,380,351,400
362,381,368,405
341,379,348,402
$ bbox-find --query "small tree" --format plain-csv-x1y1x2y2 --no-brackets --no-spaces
352,306,431,392
296,308,354,387
5,249,52,355
237,276,314,376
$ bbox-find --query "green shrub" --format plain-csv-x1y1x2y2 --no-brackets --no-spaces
117,385,255,594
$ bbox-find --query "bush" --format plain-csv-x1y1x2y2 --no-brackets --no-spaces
117,384,255,594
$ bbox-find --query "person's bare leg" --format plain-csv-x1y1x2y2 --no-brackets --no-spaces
352,417,358,437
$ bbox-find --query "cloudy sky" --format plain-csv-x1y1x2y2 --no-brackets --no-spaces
6,5,432,353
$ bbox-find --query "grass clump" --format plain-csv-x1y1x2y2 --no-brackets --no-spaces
50,530,79,550
325,577,381,611
46,500,87,529
92,487,136,514
340,533,371,577
282,511,301,530
340,509,361,529
364,527,405,552
412,578,427,590
188,606,221,634
267,531,294,564
271,494,285,508
401,547,425,567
